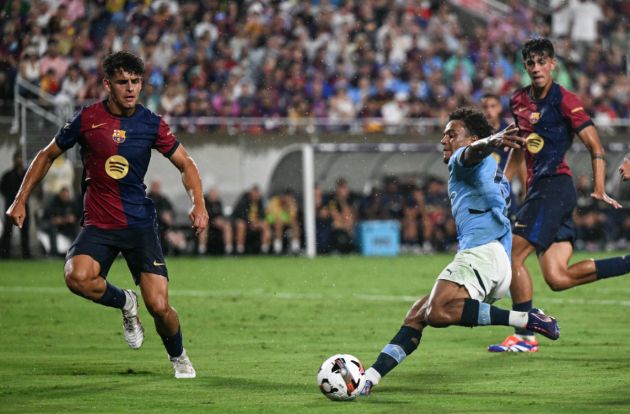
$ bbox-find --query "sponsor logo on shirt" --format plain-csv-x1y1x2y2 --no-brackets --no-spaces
105,155,129,179
526,133,544,154
112,129,127,144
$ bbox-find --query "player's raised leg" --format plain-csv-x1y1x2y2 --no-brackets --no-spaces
139,273,195,379
488,234,539,353
363,277,559,395
64,253,144,349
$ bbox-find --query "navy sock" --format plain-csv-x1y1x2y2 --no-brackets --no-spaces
94,282,127,309
513,300,533,336
371,326,421,378
161,327,184,358
595,255,630,279
460,299,511,327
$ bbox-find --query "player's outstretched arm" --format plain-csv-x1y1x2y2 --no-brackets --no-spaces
168,144,209,235
6,139,63,229
463,124,523,166
578,125,622,209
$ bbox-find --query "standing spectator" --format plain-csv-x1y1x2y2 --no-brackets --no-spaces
266,188,301,254
569,0,603,58
0,150,30,259
198,187,233,255
232,185,271,254
42,186,79,256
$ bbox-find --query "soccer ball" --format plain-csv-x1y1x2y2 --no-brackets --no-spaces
317,354,366,401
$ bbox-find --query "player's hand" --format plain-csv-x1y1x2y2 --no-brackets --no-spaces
619,157,630,181
487,123,524,149
591,191,622,209
6,200,26,229
188,203,209,235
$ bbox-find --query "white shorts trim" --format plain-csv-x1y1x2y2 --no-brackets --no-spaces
437,241,511,303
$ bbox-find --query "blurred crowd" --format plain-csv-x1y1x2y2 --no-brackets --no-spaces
2,144,628,258
1,0,629,133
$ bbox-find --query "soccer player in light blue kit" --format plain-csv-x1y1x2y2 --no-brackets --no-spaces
361,108,560,396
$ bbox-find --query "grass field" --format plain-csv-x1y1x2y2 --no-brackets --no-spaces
1,253,630,413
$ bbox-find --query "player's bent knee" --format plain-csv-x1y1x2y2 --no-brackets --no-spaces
64,268,98,295
545,277,571,292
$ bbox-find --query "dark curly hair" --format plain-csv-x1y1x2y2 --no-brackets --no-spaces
521,38,555,60
102,51,144,79
448,107,493,139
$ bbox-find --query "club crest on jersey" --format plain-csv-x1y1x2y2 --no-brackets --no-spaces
529,112,541,124
526,133,544,154
112,129,127,144
105,155,129,179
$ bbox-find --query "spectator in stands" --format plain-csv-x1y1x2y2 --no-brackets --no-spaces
198,187,233,255
38,40,68,83
18,47,40,97
314,183,333,254
39,68,60,100
359,187,385,221
422,177,452,252
232,185,271,255
325,177,357,254
266,188,301,255
0,150,30,259
148,180,187,256
42,153,74,203
574,174,607,251
42,186,79,256
401,184,428,253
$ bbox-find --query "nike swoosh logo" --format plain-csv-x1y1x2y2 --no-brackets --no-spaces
153,260,165,266
91,123,107,129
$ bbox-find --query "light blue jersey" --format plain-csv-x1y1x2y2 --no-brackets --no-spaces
447,147,512,259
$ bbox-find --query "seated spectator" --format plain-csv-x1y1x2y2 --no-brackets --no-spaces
232,185,271,254
41,186,79,256
266,188,301,254
314,183,333,254
148,180,188,255
574,174,607,251
401,184,427,253
325,177,358,253
422,177,452,252
198,187,233,255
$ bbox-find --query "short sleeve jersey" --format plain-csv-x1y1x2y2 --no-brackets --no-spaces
448,147,512,258
55,101,180,229
510,82,592,189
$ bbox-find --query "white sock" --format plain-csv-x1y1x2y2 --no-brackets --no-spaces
261,244,269,253
225,244,233,254
365,367,382,385
273,239,282,253
508,311,529,330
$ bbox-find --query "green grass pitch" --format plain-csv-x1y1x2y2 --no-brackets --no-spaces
1,253,629,413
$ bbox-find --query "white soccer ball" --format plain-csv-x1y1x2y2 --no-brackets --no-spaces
317,354,366,401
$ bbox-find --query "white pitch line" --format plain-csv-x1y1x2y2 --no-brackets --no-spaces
1,285,630,307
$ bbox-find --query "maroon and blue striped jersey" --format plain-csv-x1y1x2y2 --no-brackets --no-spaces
55,100,180,229
510,82,593,190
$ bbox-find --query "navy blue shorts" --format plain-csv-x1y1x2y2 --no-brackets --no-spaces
66,225,168,285
513,174,576,254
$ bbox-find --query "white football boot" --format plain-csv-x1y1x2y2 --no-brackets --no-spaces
170,349,196,379
121,289,144,349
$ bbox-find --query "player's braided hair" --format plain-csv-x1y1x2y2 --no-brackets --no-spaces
449,107,493,140
522,38,555,59
102,51,145,79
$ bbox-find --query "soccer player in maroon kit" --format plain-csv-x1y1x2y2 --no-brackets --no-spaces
489,38,628,353
6,51,208,378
